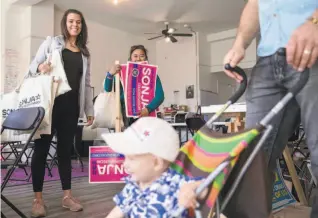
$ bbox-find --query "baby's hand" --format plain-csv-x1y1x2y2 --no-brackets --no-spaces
178,181,206,209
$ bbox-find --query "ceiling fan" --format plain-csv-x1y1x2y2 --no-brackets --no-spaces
145,22,193,43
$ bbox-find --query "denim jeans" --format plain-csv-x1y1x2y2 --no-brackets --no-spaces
245,48,318,217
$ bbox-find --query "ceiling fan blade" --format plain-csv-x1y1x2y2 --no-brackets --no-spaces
169,36,178,43
171,33,193,37
148,35,164,40
162,29,168,35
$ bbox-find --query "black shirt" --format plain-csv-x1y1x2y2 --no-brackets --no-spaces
62,48,83,94
53,48,83,117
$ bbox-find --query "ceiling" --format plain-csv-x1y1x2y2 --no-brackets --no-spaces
53,0,246,36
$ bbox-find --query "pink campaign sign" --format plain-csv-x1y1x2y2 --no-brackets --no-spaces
89,146,128,183
119,61,148,89
125,62,158,118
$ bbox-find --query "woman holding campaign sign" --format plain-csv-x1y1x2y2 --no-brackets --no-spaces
104,45,164,126
28,9,94,217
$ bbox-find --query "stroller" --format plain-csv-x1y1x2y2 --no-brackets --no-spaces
172,60,309,218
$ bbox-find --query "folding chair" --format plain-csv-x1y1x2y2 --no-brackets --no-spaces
185,107,206,136
1,107,45,218
172,60,309,218
1,141,30,180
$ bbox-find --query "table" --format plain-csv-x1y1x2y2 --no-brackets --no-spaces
202,103,246,132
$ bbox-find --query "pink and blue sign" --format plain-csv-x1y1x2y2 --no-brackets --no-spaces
89,146,128,183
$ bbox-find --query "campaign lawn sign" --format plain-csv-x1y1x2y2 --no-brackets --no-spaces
89,146,128,183
125,62,158,118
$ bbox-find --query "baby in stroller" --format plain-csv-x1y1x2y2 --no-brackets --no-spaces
102,117,207,218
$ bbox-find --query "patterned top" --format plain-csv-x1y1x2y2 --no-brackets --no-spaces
114,167,200,218
257,0,317,56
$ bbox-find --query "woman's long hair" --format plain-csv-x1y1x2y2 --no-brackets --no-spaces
61,9,90,57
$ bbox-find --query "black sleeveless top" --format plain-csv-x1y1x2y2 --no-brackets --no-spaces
62,48,83,94
54,48,83,117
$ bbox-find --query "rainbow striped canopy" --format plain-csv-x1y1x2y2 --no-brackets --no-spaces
171,126,260,215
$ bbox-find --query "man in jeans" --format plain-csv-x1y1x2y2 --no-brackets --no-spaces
223,0,318,217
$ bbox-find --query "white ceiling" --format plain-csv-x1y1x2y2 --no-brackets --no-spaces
53,0,246,36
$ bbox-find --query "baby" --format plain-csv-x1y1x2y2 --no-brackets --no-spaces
102,117,206,218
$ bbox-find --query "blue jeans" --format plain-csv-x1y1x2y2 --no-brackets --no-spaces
246,49,318,217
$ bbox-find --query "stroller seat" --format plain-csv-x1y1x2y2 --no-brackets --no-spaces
172,61,309,218
171,126,262,217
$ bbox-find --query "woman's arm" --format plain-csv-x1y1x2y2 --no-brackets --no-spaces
84,57,94,117
104,73,125,101
29,36,52,75
104,72,114,92
105,206,124,218
146,76,164,113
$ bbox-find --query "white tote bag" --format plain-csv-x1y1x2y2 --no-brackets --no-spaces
90,80,123,129
17,75,57,134
1,75,59,142
49,49,71,96
0,90,27,142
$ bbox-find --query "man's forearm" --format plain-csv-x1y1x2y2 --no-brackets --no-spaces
234,0,260,49
310,8,318,19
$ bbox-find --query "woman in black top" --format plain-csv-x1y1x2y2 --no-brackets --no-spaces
29,9,94,217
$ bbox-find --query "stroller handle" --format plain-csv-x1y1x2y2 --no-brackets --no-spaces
290,67,310,96
224,64,248,104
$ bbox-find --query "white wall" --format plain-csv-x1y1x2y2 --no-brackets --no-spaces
2,5,25,93
2,0,55,94
197,28,257,106
54,9,156,94
207,28,257,72
198,32,218,106
156,37,197,112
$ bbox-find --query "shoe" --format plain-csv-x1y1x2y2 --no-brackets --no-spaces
62,195,83,212
31,199,47,217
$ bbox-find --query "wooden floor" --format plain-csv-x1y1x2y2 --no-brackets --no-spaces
2,177,124,218
2,176,312,218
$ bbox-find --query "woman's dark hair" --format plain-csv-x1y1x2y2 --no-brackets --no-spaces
61,9,90,57
128,45,148,61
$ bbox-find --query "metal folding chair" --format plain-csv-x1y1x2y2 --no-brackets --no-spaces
1,141,30,180
185,108,206,136
1,107,45,218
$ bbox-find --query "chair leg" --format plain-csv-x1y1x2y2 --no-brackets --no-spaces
79,158,84,172
45,162,53,177
26,172,32,182
73,137,84,172
2,142,30,191
1,195,27,218
22,167,28,176
1,211,7,218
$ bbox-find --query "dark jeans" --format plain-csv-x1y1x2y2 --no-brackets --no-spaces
31,92,79,192
245,50,318,218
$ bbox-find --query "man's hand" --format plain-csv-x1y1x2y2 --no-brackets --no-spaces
223,46,245,82
286,20,318,71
